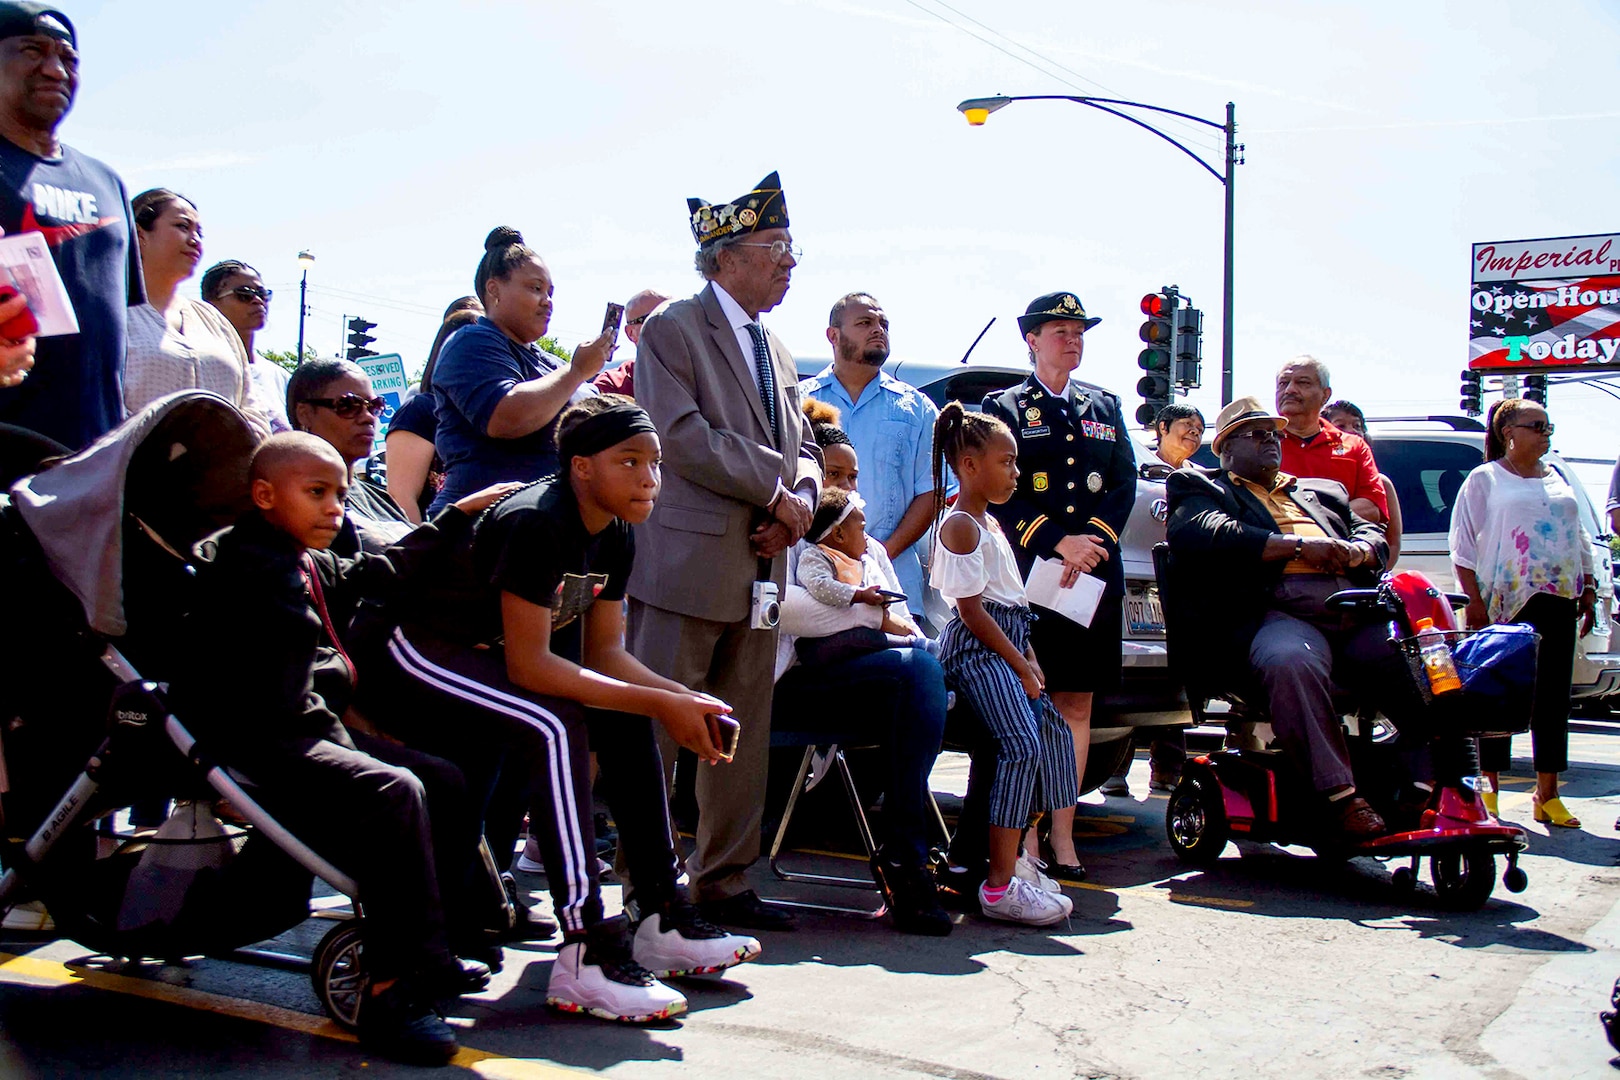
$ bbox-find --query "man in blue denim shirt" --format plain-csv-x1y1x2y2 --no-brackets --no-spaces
799,293,949,613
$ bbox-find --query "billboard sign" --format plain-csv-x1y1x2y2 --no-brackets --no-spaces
1469,232,1620,372
356,352,408,456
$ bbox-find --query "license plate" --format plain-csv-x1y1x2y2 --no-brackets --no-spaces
1126,583,1165,638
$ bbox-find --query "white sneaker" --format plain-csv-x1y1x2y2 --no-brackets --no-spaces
979,877,1072,926
633,908,762,978
2,900,53,931
1014,853,1065,896
546,941,687,1023
515,836,546,874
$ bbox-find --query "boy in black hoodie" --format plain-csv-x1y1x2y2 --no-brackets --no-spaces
180,432,477,1066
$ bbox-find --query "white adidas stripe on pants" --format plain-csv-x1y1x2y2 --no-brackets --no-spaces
386,627,593,934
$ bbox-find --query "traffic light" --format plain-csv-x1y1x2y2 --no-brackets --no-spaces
346,316,378,360
1137,291,1176,426
1459,369,1483,416
1524,373,1547,405
1172,304,1203,389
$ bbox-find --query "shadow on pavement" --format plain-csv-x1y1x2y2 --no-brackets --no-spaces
1153,847,1590,953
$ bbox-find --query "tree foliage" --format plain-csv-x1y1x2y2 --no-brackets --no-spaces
259,347,321,373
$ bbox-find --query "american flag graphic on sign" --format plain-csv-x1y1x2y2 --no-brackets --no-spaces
1468,274,1620,369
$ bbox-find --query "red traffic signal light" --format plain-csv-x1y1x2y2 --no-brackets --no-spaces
1140,293,1167,317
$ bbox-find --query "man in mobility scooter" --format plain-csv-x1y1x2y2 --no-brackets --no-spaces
1160,396,1529,907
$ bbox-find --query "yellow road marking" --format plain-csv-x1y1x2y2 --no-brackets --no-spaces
1167,894,1256,910
0,951,588,1077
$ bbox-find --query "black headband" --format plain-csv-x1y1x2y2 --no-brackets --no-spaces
0,3,74,48
557,403,658,464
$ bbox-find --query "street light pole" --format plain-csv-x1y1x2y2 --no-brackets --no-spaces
958,94,1243,405
1222,101,1238,406
295,250,315,369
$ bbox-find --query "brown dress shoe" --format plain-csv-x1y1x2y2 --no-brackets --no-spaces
1334,796,1387,840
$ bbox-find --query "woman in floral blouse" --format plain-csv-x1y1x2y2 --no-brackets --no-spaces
1450,397,1596,828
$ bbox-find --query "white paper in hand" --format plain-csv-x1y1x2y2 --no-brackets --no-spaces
0,232,78,336
1024,556,1106,628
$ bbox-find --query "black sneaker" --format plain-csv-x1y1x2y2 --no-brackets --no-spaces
499,871,558,941
697,889,798,932
872,855,953,937
934,862,987,912
358,980,459,1066
420,955,492,999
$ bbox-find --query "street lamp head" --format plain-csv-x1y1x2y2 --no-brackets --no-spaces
957,96,1011,126
297,250,315,271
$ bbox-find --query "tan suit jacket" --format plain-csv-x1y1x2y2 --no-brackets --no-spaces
627,283,822,623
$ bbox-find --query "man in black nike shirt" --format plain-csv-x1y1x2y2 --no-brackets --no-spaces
0,4,142,450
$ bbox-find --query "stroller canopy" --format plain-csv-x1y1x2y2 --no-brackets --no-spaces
10,391,257,637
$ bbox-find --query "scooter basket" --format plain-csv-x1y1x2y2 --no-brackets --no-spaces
1396,624,1538,738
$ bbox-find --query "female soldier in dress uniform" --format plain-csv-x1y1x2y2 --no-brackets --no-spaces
981,292,1135,879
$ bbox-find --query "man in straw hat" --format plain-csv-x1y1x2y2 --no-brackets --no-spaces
1164,395,1392,839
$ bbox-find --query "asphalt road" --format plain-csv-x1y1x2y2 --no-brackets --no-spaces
4,726,1620,1080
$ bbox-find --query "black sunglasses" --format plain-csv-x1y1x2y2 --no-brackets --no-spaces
227,284,272,303
302,394,385,419
626,313,651,327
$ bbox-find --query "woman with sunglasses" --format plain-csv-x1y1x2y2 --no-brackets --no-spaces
1450,396,1596,828
202,259,291,433
427,227,615,516
123,190,272,439
288,357,413,555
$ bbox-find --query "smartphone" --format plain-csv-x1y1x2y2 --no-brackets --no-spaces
601,301,625,338
714,716,740,763
876,589,908,605
0,285,38,340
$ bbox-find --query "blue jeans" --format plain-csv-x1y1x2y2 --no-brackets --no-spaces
772,648,948,867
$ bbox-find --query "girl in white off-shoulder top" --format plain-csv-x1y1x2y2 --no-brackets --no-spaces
928,404,1077,927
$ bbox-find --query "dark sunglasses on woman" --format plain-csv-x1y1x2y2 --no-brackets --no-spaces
303,394,386,419
226,285,273,303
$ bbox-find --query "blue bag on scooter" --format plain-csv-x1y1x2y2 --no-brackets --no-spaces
1452,623,1538,706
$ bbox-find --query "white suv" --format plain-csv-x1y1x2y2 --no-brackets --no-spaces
1365,417,1620,700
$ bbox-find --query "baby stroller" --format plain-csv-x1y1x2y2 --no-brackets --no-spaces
0,391,419,1030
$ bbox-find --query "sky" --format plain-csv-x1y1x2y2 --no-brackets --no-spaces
58,0,1620,489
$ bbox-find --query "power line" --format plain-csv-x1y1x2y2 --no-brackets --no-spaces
920,0,1224,154
902,0,1225,156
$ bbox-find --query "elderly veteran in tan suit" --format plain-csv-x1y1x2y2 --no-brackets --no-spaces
627,171,821,931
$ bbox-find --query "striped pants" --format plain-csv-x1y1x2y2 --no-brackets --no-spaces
362,626,680,938
939,601,1078,830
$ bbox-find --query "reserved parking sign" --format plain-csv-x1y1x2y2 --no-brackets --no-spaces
356,352,407,456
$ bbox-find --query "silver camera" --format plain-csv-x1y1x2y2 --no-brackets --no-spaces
750,580,780,630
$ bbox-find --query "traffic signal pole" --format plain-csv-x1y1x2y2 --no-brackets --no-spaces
958,94,1243,404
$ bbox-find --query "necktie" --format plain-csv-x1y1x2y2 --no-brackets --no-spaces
745,322,779,445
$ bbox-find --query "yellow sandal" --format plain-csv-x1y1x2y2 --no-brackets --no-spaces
1533,795,1581,829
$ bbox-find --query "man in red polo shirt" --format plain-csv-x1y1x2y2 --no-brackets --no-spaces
1274,356,1388,523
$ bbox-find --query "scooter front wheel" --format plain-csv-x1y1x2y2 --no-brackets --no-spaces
1166,777,1230,867
1430,851,1496,911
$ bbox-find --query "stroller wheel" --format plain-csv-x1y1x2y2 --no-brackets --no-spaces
312,919,367,1032
1503,864,1528,893
1429,851,1496,911
1165,777,1230,868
